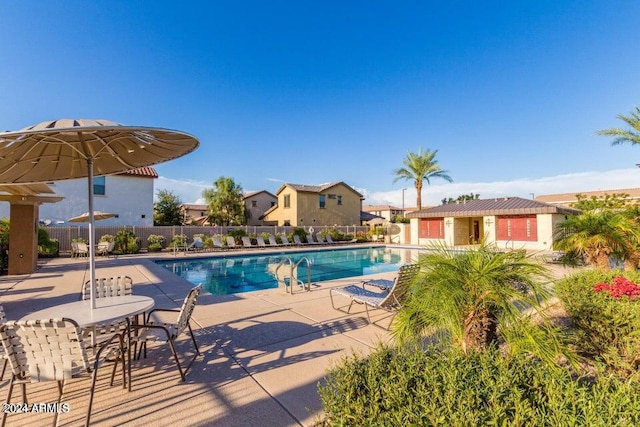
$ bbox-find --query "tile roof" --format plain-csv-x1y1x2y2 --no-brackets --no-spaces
536,187,640,203
118,167,158,178
406,196,580,218
362,204,403,211
242,190,277,199
277,181,363,197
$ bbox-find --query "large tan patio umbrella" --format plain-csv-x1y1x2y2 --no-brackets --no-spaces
0,119,199,308
69,211,118,223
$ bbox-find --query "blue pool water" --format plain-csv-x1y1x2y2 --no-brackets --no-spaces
155,246,420,295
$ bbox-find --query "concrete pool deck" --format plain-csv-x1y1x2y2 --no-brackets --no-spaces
0,246,576,426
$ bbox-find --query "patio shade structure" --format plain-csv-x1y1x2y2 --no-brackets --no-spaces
0,119,199,308
69,211,117,223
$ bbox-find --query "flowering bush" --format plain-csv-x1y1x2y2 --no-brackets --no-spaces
594,276,640,299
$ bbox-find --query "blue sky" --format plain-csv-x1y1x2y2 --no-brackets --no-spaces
1,1,640,208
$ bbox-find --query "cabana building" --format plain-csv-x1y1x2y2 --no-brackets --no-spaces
406,196,580,250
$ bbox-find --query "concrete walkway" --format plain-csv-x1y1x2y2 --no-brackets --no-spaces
0,249,400,426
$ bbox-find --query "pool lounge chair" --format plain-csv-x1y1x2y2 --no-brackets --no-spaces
267,235,281,247
280,235,293,246
293,235,305,246
306,234,320,245
256,236,267,248
187,236,204,251
212,236,225,250
241,236,255,249
315,234,328,245
330,264,419,329
226,236,238,249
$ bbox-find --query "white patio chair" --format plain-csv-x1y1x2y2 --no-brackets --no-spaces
81,276,134,340
130,284,202,381
0,318,125,426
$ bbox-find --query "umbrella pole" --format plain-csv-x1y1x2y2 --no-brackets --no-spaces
87,159,97,310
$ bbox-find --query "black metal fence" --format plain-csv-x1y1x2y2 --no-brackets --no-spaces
45,225,371,253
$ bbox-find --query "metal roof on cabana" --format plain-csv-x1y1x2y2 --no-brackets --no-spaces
406,196,581,218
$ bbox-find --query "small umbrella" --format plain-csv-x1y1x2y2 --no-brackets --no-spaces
69,211,117,223
0,119,199,309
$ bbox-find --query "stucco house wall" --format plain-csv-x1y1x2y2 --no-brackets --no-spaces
244,191,277,226
264,182,363,226
36,171,155,226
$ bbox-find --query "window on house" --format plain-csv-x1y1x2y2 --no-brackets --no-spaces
271,201,275,207
319,195,326,208
284,194,290,208
337,195,342,205
284,220,291,226
251,200,257,207
93,176,106,196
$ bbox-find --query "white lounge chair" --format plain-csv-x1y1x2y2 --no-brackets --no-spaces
293,235,305,246
330,264,419,329
226,236,238,249
280,235,292,246
187,236,204,251
241,236,255,248
256,236,267,248
267,235,281,247
212,236,225,250
306,235,320,245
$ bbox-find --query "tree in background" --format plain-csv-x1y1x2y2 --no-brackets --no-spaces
572,193,632,211
153,189,184,226
393,147,452,210
597,106,640,146
442,193,480,205
203,177,245,226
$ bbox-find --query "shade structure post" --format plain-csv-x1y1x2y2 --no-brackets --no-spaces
87,158,97,309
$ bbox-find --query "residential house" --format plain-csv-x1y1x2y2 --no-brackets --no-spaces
406,196,580,250
181,191,277,226
362,205,407,223
243,190,277,225
262,182,363,227
35,167,158,226
536,187,640,208
181,203,209,225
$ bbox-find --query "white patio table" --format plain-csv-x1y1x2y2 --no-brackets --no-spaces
21,295,155,391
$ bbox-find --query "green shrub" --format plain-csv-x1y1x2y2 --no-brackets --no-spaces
99,234,115,243
227,229,247,239
289,227,307,242
147,234,166,252
556,270,640,375
319,344,640,426
170,234,187,248
115,230,140,254
37,227,58,258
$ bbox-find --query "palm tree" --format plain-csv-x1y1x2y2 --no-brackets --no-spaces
393,147,452,210
597,106,640,145
553,210,637,271
393,241,565,363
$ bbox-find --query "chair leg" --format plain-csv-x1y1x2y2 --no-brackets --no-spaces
187,323,200,356
166,339,186,381
1,377,15,427
0,358,6,381
86,368,100,426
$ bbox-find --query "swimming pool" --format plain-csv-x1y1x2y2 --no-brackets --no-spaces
155,246,421,295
